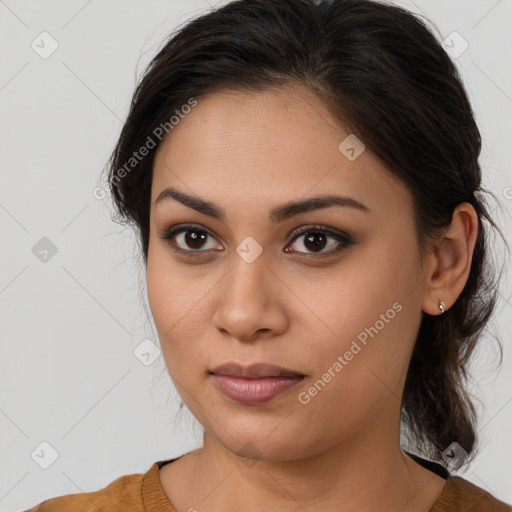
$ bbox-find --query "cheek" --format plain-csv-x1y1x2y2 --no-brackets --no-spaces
294,242,420,406
146,244,203,329
294,302,414,446
296,244,415,348
146,248,217,378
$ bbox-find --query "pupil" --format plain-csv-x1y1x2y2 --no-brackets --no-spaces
304,232,326,252
186,230,206,249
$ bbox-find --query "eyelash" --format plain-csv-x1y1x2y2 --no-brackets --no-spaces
158,223,352,259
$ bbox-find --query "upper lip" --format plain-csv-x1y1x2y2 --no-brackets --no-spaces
210,362,305,379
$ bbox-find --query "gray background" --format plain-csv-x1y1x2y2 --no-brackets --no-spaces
0,1,511,510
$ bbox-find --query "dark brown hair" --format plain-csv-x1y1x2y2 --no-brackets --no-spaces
103,0,508,468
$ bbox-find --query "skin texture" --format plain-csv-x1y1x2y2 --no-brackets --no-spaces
146,84,478,512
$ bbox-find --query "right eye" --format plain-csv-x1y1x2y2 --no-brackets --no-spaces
158,224,224,257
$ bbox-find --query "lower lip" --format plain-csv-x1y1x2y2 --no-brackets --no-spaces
210,374,305,405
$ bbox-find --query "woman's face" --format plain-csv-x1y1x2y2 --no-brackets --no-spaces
147,85,431,461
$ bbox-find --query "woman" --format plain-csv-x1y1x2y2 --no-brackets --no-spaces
25,0,511,510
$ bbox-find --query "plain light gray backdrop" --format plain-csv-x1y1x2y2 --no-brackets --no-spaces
1,1,511,510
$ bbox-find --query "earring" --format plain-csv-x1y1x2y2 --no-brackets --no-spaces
439,301,445,315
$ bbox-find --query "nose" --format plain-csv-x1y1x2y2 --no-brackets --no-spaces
212,249,289,343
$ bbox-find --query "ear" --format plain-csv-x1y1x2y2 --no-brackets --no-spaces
421,202,479,316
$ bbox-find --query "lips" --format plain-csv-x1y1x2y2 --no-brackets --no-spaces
209,362,305,405
210,362,304,379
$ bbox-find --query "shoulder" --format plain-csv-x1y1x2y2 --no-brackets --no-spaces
433,476,512,511
23,462,159,512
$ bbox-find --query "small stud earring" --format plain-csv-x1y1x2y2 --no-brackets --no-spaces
439,301,445,315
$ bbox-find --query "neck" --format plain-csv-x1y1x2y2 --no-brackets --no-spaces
178,419,442,512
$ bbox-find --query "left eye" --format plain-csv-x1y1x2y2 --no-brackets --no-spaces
286,226,351,256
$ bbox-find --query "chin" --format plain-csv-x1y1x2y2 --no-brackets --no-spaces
210,424,315,464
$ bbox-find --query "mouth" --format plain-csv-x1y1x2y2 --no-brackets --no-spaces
209,362,306,405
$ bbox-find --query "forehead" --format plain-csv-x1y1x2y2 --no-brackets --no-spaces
151,86,414,221
152,85,340,172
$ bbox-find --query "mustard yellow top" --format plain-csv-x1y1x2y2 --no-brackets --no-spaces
24,454,512,511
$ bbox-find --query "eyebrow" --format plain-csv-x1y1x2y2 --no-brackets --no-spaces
155,186,370,224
